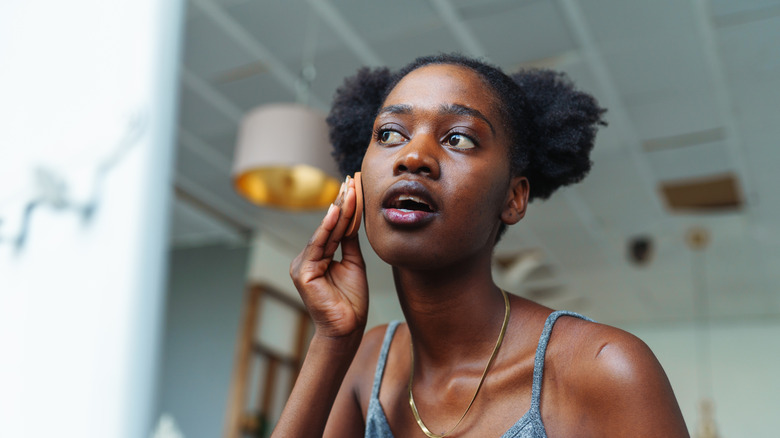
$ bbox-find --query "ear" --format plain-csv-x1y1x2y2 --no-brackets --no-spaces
500,176,529,225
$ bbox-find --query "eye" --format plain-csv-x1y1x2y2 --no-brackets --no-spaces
444,133,476,150
377,129,405,145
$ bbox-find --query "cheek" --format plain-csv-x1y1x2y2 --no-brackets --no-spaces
359,150,384,231
448,184,504,237
359,143,383,179
452,160,509,214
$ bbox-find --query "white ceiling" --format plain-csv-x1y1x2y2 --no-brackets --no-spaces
170,0,780,326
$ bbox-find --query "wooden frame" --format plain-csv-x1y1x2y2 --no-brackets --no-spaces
223,284,311,438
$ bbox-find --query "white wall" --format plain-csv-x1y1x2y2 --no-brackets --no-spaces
0,1,183,437
624,318,780,438
156,243,250,438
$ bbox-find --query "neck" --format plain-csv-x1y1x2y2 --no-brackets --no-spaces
392,252,507,371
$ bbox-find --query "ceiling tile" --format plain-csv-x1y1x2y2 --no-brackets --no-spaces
463,0,577,67
645,140,735,181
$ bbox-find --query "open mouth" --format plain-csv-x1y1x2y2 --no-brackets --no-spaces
391,195,434,212
380,180,439,226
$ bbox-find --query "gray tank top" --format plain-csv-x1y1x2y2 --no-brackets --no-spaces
364,310,592,438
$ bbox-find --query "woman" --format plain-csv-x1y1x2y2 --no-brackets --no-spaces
273,54,688,437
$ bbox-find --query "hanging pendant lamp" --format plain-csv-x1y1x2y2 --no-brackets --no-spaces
232,103,340,210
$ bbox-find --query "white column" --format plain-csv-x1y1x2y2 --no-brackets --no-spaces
0,1,183,437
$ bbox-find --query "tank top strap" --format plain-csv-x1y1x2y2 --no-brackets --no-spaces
370,320,402,401
529,310,594,412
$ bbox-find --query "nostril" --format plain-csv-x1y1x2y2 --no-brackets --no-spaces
393,142,439,178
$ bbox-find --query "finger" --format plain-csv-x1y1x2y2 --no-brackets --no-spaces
324,177,357,255
339,232,364,269
345,172,363,238
300,201,341,265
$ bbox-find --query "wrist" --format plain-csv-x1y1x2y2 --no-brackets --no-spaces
311,327,364,356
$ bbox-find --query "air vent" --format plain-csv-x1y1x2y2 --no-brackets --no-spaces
659,172,743,212
642,127,726,152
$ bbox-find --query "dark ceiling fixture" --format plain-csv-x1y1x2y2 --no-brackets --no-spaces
627,235,654,266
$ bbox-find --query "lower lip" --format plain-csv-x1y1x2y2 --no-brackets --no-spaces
383,208,436,227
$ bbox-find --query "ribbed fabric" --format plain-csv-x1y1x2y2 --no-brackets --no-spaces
364,311,593,438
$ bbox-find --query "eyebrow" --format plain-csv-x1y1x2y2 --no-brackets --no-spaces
377,104,413,116
439,104,495,134
376,103,496,135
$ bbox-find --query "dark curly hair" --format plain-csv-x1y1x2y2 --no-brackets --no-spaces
327,52,606,207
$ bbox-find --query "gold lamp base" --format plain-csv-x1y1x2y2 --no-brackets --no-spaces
234,164,340,210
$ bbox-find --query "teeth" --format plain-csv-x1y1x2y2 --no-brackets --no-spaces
398,194,425,204
392,193,432,212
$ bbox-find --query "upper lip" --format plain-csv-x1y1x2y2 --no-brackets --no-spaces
381,179,438,212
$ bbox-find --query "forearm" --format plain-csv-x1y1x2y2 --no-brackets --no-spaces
271,331,363,438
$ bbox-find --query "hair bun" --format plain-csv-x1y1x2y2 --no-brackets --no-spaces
327,67,392,177
511,69,607,201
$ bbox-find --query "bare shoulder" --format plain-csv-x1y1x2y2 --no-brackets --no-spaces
359,323,392,354
561,318,660,382
324,324,396,436
342,323,397,411
546,317,689,437
348,323,390,380
550,318,670,395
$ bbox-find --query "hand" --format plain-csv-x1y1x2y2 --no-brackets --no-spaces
290,176,368,339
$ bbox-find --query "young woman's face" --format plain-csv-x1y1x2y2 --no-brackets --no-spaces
360,64,523,269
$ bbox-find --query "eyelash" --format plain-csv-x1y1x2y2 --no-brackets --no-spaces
372,127,396,142
444,130,479,149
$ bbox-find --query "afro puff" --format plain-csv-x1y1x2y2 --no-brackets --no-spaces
326,53,606,202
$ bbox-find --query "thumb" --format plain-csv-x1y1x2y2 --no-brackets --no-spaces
340,233,364,269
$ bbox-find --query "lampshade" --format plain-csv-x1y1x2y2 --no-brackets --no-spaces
232,103,341,210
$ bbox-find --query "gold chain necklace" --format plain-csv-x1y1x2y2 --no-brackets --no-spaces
408,288,510,438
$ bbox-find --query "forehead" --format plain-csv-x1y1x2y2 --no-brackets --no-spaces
383,64,500,116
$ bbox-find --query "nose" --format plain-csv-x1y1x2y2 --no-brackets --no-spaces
393,134,441,179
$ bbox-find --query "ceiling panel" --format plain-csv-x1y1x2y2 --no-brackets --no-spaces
307,46,371,106
717,17,780,84
580,0,698,44
225,0,343,58
366,23,465,68
183,11,257,79
644,141,735,181
195,128,238,163
599,32,716,101
463,0,576,67
625,90,722,141
330,0,440,49
711,0,780,19
178,85,238,140
213,67,299,112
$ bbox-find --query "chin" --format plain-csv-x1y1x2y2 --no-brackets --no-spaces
367,230,490,273
367,237,422,268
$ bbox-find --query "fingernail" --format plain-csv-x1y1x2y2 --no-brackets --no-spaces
335,183,345,206
327,203,336,215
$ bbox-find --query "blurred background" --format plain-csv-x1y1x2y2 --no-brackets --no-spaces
164,1,780,436
1,0,778,437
